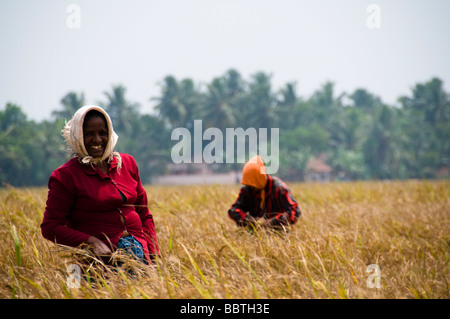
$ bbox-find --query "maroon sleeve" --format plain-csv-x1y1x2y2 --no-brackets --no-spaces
41,168,91,247
228,187,250,226
269,188,301,226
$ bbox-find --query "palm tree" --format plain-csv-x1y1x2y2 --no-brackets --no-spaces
309,82,346,151
401,77,449,126
224,68,245,99
52,92,85,120
275,82,298,129
397,77,449,178
153,76,205,130
363,105,395,179
349,88,381,112
178,78,204,130
245,72,275,129
102,85,139,135
153,76,188,128
202,77,236,130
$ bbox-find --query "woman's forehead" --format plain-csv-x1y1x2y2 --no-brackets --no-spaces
84,114,107,127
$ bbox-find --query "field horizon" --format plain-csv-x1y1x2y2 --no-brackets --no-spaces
0,180,449,299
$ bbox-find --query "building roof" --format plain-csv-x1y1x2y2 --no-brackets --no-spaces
306,157,332,173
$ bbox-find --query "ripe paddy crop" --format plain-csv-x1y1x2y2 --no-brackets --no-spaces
0,180,448,299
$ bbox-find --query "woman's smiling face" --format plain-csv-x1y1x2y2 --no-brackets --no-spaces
83,112,108,158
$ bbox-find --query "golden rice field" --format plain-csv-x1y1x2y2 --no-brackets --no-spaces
0,180,449,299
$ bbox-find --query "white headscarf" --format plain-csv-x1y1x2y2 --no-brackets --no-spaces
62,105,122,168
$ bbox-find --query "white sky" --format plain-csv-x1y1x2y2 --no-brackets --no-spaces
1,0,449,121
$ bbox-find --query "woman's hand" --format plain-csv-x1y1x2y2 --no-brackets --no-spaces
87,236,112,256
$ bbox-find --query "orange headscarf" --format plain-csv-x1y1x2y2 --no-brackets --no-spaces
241,155,267,208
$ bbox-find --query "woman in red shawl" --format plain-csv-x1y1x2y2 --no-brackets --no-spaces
41,105,159,263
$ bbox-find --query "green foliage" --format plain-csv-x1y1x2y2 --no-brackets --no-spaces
0,73,449,186
0,104,66,186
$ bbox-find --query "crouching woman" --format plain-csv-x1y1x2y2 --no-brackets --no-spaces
228,155,301,230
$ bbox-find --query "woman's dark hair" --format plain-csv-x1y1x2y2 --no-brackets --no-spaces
84,110,107,125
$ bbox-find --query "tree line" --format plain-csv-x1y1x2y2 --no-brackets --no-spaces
1,69,449,186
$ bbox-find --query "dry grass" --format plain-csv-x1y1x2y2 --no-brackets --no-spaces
0,180,449,299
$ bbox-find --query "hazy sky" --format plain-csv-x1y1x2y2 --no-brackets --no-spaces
1,0,449,121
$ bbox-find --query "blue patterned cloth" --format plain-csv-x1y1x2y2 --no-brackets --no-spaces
117,235,144,261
